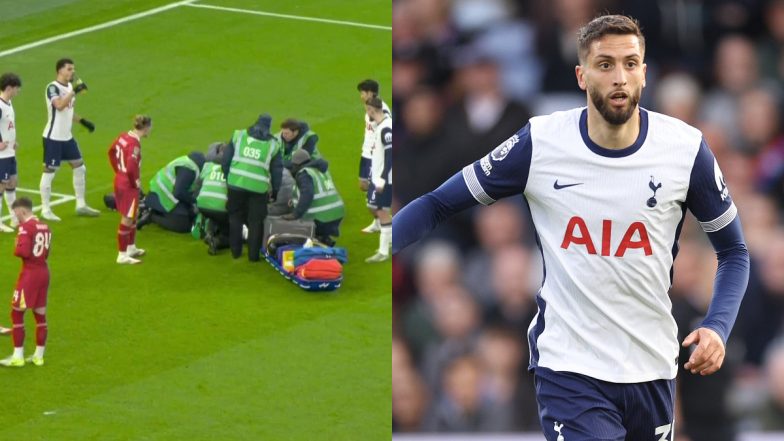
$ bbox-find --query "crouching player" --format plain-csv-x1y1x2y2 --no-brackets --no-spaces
109,115,152,264
0,197,50,367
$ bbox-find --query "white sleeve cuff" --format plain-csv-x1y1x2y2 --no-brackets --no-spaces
699,203,737,233
462,164,495,205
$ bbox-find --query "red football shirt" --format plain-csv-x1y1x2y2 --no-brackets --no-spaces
15,217,51,273
108,131,142,190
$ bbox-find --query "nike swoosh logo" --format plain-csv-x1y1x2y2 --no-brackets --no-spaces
553,180,584,190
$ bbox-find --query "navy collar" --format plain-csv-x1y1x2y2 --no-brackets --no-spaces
579,107,648,158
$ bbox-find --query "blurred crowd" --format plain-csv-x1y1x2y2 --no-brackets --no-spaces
392,0,784,439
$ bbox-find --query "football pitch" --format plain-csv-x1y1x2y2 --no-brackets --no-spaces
0,1,391,439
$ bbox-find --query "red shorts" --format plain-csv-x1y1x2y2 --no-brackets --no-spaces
12,273,50,310
115,187,139,219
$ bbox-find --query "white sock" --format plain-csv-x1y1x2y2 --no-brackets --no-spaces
34,345,45,358
379,223,391,255
0,196,4,220
374,218,380,228
40,172,56,210
4,189,15,221
13,346,23,359
73,165,87,208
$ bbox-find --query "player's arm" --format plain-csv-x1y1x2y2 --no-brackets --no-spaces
125,145,140,188
682,139,750,375
49,84,74,111
374,127,393,192
72,113,95,132
13,228,32,258
393,123,533,254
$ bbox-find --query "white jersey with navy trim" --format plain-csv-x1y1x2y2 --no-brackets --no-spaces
0,98,16,159
462,107,737,383
371,115,392,186
362,100,391,159
42,81,74,141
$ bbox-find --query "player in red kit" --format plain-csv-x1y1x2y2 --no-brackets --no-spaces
109,115,152,264
0,197,50,367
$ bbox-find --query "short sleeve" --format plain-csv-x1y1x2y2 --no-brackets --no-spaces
686,139,737,232
380,127,392,149
47,84,60,101
461,123,532,205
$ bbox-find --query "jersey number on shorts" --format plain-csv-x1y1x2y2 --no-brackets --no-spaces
33,231,51,257
115,145,127,172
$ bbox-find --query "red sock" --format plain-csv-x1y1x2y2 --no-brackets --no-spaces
33,312,47,346
11,309,24,348
118,223,131,252
129,224,137,247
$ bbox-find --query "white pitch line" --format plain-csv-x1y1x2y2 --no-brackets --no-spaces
0,0,197,58
185,3,392,31
0,188,76,223
16,187,74,199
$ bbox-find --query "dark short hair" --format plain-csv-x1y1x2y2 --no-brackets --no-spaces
357,79,379,95
0,73,21,91
280,118,300,131
365,96,383,110
11,197,33,210
577,15,645,63
56,58,74,72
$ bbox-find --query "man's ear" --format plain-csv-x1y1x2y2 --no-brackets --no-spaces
576,65,587,91
642,63,647,88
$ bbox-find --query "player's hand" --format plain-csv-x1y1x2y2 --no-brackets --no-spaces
359,179,369,191
80,118,95,132
135,179,141,189
13,141,18,150
0,141,7,151
73,77,88,94
682,327,725,375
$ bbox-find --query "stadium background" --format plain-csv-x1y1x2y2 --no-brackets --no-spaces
0,0,391,439
392,0,784,440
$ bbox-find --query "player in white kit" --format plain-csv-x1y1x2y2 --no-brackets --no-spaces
393,15,750,441
356,79,391,234
0,73,22,232
40,58,100,221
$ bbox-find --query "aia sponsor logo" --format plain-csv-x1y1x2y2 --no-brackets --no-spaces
561,216,652,257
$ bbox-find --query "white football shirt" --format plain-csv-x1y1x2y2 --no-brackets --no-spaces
0,97,16,159
42,81,74,141
463,107,737,382
362,100,391,159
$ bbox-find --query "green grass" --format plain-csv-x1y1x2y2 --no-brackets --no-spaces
0,1,391,439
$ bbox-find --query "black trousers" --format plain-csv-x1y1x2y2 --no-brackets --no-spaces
145,193,194,233
315,218,342,246
201,208,230,249
227,188,268,261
